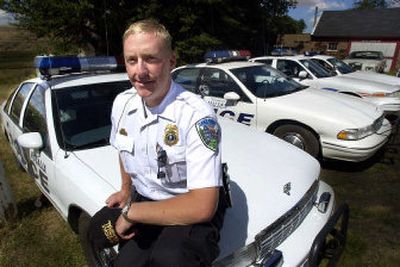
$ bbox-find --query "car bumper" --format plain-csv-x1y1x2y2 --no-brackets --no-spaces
321,120,392,162
246,181,348,267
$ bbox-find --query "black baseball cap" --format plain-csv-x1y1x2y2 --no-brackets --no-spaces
88,206,122,249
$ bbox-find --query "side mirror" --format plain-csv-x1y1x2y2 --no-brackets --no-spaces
224,92,240,101
224,92,240,106
17,132,43,150
298,70,309,80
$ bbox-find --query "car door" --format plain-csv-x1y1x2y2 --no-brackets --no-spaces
198,68,257,127
2,82,36,168
20,84,56,203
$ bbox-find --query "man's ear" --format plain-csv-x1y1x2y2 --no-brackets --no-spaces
169,52,177,70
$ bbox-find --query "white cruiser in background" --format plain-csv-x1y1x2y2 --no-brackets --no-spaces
310,55,400,87
250,55,400,124
173,51,391,162
1,55,348,267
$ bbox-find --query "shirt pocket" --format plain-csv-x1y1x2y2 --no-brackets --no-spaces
162,145,187,187
114,133,136,174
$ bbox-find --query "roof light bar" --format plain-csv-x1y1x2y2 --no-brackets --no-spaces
34,55,125,77
204,50,252,63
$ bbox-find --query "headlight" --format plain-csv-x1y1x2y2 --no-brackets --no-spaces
337,116,384,140
360,92,394,97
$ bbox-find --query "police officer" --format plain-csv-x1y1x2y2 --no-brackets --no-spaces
106,19,225,266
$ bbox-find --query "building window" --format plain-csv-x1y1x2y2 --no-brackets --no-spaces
327,42,338,51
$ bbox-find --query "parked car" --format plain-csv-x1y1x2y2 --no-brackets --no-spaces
343,51,386,73
1,55,348,267
250,55,400,124
310,55,400,87
173,51,391,162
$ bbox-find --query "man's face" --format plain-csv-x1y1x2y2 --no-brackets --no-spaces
123,32,176,107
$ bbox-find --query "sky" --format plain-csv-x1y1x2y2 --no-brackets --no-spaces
0,9,15,26
288,0,353,33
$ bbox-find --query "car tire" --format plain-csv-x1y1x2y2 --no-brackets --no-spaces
273,124,320,158
78,212,117,267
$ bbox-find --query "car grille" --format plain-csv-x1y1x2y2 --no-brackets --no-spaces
254,180,319,262
373,115,384,132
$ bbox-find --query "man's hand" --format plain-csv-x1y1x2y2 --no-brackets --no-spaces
115,215,137,240
106,190,131,208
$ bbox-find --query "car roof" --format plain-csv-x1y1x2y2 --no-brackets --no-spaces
27,72,130,90
251,55,310,61
176,60,264,71
310,55,334,60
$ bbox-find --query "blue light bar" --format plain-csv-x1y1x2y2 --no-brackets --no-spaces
204,50,252,63
34,55,124,77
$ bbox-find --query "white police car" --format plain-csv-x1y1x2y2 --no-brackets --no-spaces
310,55,400,87
0,55,349,266
173,51,392,162
250,55,400,124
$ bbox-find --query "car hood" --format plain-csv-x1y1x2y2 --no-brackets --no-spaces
270,88,382,127
344,71,400,87
218,118,320,257
73,145,121,191
73,119,321,258
319,75,398,94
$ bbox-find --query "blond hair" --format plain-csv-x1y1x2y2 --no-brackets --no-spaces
123,19,172,52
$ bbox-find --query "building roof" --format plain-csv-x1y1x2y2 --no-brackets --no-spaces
312,8,400,39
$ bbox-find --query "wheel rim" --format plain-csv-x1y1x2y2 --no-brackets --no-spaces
282,133,305,150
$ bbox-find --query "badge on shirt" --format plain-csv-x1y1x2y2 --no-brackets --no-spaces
164,124,179,146
195,117,220,152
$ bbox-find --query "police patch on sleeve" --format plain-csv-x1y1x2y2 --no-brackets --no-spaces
195,117,220,152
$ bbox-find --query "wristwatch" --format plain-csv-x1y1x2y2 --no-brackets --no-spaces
121,199,135,224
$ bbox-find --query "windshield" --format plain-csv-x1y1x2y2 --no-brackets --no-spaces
299,59,333,78
53,80,131,150
349,51,384,60
327,57,355,74
230,65,306,98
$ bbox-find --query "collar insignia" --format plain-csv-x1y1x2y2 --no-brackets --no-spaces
119,128,128,136
164,124,179,146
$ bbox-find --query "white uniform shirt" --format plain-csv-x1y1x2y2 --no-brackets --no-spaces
110,81,222,200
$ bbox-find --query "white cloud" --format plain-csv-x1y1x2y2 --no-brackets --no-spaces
296,0,349,10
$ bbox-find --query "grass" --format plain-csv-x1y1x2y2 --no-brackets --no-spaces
1,28,400,266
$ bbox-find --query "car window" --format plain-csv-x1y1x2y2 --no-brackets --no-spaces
53,80,131,150
276,60,306,78
172,68,201,93
230,65,305,98
326,57,355,74
10,82,35,125
299,59,332,78
349,51,384,60
311,59,333,70
199,68,250,102
23,85,51,156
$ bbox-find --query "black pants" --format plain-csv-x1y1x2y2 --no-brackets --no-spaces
113,193,226,267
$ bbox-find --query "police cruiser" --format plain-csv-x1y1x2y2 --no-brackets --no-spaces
1,55,348,267
250,55,400,125
173,51,392,162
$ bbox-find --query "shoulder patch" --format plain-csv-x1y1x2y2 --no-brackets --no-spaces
195,117,220,152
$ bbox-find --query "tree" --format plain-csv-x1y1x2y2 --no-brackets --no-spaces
1,0,300,63
353,0,396,9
